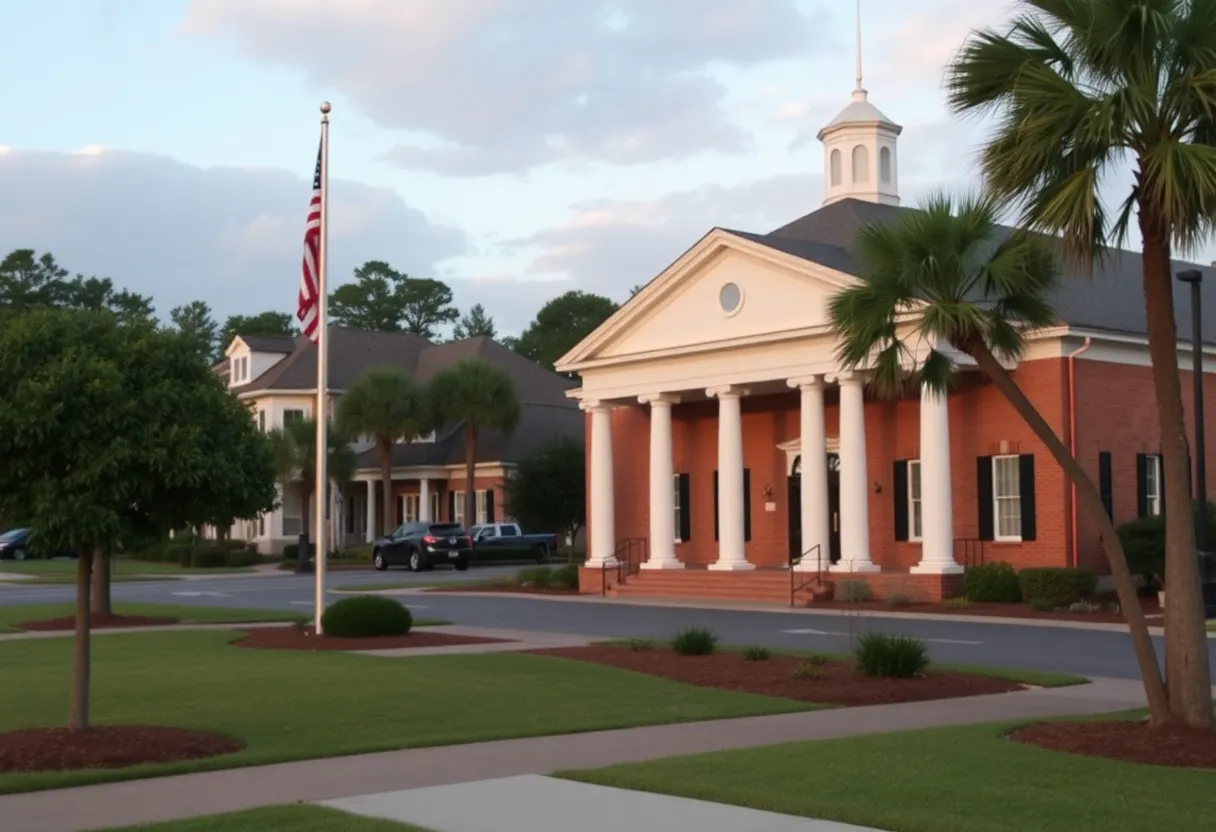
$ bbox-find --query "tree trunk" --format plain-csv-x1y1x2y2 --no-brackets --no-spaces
968,342,1172,724
379,439,393,537
71,549,94,732
91,553,112,616
465,426,477,529
1139,210,1213,727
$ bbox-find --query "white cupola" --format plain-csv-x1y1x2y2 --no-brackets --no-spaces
817,3,902,206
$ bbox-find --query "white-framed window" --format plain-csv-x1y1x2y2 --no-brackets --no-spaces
993,455,1023,541
908,460,923,541
673,474,683,543
475,490,488,525
283,409,305,426
404,494,421,523
452,491,465,525
281,490,303,537
1145,454,1163,516
431,492,441,523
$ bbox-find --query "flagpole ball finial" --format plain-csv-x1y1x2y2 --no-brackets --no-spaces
320,101,332,114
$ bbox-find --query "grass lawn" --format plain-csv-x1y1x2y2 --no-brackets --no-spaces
0,603,299,633
562,718,1216,832
0,559,253,578
0,628,813,794
97,805,432,831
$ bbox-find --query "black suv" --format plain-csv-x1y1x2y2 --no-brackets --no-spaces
371,522,473,572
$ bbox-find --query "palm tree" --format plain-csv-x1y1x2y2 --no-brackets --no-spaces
268,418,357,554
428,358,520,530
336,367,431,537
828,192,1170,725
946,0,1214,726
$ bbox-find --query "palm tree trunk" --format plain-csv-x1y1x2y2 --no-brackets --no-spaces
1139,211,1213,727
379,439,393,537
91,552,112,616
70,548,94,731
465,426,477,529
968,342,1172,725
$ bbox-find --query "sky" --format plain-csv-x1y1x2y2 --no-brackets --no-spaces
2,0,1213,337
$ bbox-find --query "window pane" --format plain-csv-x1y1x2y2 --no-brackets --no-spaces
994,456,1019,498
911,500,922,539
910,462,921,500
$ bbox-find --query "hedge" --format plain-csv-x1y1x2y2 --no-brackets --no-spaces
1016,567,1097,607
961,561,1022,603
1117,501,1216,588
320,596,413,638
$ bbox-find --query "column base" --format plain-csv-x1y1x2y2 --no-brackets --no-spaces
708,560,756,572
830,560,881,574
909,561,965,575
584,556,618,569
642,558,684,570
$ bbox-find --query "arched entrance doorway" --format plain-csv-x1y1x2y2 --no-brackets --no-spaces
787,453,841,566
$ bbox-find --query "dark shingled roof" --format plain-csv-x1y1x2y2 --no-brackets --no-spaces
238,335,296,354
722,198,1216,344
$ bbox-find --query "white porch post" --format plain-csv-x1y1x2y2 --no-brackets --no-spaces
831,371,878,572
640,393,681,569
912,385,962,574
789,376,830,572
707,386,753,571
584,401,616,565
419,478,431,522
364,479,375,542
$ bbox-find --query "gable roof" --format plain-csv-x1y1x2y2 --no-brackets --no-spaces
237,335,296,354
733,198,1216,344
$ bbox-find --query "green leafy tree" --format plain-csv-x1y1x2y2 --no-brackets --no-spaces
60,275,155,324
827,192,1168,725
268,418,357,553
513,291,617,371
336,368,431,537
0,310,278,730
329,260,459,338
428,358,520,529
217,311,296,356
947,0,1214,725
0,249,69,309
505,435,585,557
170,300,219,363
452,303,497,340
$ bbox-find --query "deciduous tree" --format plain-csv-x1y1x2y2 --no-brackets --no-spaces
170,300,220,363
505,436,585,557
329,260,459,338
513,291,617,372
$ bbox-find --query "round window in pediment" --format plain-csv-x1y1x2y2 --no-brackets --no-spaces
719,282,743,315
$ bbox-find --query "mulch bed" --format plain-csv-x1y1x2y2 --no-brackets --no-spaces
810,596,1160,625
0,725,243,774
232,626,508,651
1010,721,1216,769
427,585,579,596
17,613,179,631
530,645,1023,706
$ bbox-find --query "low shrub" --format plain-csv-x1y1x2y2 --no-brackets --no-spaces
1017,567,1097,607
224,549,259,568
741,646,771,661
838,580,872,603
1118,501,1216,589
188,547,229,569
792,662,822,681
516,566,552,588
805,652,830,666
961,561,1022,603
886,592,915,607
854,632,930,678
320,595,413,638
1067,599,1102,614
282,543,300,561
548,563,579,590
1029,598,1056,612
626,638,655,652
671,627,717,656
941,597,972,610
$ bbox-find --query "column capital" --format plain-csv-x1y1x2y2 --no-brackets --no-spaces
638,392,681,406
827,369,869,386
787,375,825,391
578,399,614,413
706,385,750,400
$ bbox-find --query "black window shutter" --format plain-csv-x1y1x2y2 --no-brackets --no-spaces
893,460,909,541
486,489,495,522
396,496,403,527
712,470,719,541
1136,454,1149,518
743,469,752,542
977,456,994,541
677,474,692,542
448,491,456,522
1098,452,1113,519
1019,454,1037,541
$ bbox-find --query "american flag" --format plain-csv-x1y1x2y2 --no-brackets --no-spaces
297,141,323,342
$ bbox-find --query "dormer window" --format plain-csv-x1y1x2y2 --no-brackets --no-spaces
230,356,250,385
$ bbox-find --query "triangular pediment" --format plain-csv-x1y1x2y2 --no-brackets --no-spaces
558,230,858,369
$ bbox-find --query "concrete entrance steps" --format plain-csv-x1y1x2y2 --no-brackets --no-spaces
607,567,961,604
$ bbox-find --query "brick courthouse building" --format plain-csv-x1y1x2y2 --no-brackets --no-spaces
556,81,1216,604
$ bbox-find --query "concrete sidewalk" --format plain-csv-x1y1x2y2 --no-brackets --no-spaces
5,677,1150,832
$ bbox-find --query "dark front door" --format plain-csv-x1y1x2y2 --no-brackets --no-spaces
787,459,801,564
827,453,841,563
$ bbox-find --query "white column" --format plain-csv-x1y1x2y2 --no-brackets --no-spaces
365,480,376,542
640,394,681,569
912,385,963,574
831,372,879,572
707,386,753,571
789,377,830,572
584,401,616,565
419,478,431,522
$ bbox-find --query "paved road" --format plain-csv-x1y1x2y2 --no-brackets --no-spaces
2,566,1212,681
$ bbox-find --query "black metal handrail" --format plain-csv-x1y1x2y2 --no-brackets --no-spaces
789,542,823,607
955,538,985,568
601,537,649,596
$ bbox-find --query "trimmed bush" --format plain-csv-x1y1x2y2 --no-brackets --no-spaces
548,563,579,590
671,627,717,656
1117,501,1216,589
626,638,656,651
792,662,822,681
1017,567,1097,607
516,566,552,587
941,597,972,610
741,646,771,661
224,549,259,568
1029,598,1055,612
838,580,872,603
282,543,300,561
320,595,413,638
854,632,930,678
961,561,1022,603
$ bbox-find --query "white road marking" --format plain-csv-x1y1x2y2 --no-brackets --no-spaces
780,628,982,646
171,591,234,598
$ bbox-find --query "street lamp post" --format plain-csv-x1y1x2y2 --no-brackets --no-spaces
1177,268,1214,617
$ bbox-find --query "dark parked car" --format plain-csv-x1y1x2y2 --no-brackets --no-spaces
0,528,76,561
371,522,472,572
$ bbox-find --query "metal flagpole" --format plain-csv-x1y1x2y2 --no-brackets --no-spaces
314,101,331,634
